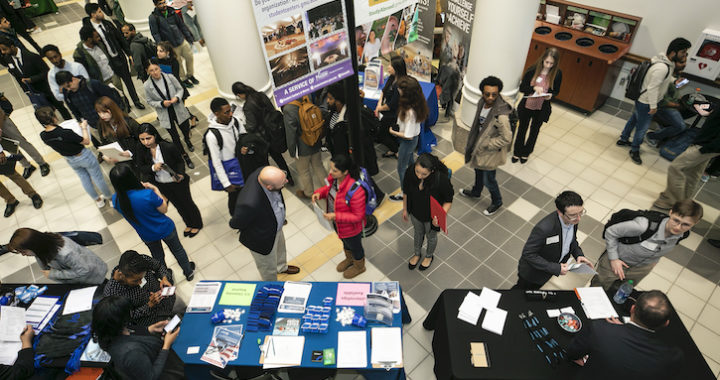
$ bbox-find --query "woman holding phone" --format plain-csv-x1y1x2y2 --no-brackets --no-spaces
135,123,203,238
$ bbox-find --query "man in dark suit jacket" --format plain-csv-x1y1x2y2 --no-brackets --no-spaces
0,36,71,119
567,290,684,380
229,166,300,281
514,191,594,289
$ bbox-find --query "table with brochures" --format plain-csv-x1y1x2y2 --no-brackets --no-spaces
423,289,714,380
174,281,410,380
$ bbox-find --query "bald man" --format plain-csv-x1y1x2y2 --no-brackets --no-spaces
229,166,300,281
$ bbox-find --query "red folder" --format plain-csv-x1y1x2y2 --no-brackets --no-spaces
430,196,447,234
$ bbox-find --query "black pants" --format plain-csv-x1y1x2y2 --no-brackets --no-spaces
513,108,544,158
17,29,42,53
44,90,72,120
376,117,399,153
156,177,203,229
341,232,364,260
228,188,240,216
167,106,191,156
111,56,141,102
269,148,292,180
511,275,543,290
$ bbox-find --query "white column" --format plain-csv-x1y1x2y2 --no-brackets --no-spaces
117,0,154,33
194,0,272,100
457,0,539,129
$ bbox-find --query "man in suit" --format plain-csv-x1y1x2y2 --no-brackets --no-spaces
567,290,684,380
229,166,300,281
0,36,72,120
82,3,144,109
513,191,594,289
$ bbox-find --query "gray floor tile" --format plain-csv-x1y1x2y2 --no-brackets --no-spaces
369,246,406,274
479,222,512,248
664,244,695,267
693,240,720,265
458,280,475,289
373,222,406,245
579,216,603,237
426,262,464,290
500,235,526,260
685,254,720,284
579,236,605,263
3,267,33,283
407,279,442,310
446,220,476,245
363,235,387,258
377,174,400,193
524,190,553,209
515,222,534,242
467,264,504,289
452,167,475,187
93,240,122,262
444,247,482,277
386,234,415,258
502,177,532,196
388,265,425,291
493,210,526,235
484,250,517,279
457,206,489,232
462,234,495,259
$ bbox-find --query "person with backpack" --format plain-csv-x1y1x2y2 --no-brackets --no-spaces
591,200,702,291
148,0,198,88
617,37,691,165
402,153,453,271
312,155,368,279
645,55,688,148
232,81,295,186
283,95,325,199
121,23,155,82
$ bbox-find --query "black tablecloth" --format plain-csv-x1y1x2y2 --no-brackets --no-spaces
422,289,714,380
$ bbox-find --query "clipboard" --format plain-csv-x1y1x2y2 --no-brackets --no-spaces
0,137,20,154
430,196,447,234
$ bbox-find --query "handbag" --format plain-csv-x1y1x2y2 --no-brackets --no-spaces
209,157,245,190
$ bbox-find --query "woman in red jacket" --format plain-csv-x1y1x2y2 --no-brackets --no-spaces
312,155,367,279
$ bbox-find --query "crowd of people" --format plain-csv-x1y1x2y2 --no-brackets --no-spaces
0,3,718,379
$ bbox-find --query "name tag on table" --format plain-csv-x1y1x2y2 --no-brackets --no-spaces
546,235,560,244
640,240,659,251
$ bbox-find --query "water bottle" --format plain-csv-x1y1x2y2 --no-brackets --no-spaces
687,88,701,106
613,280,634,304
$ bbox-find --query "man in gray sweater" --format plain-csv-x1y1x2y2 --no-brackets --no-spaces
591,199,702,290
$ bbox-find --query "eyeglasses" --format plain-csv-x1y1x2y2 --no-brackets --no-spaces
564,208,587,220
668,216,694,228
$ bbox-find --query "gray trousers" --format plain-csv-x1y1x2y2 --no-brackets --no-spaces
295,151,326,197
411,214,438,258
655,145,719,208
590,251,656,291
250,229,288,281
1,117,46,168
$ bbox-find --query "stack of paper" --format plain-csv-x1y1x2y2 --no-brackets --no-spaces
262,335,305,369
187,282,222,313
481,308,507,335
458,292,483,325
278,282,312,313
25,296,60,333
371,327,403,368
576,287,619,319
201,324,244,368
97,142,132,162
569,263,598,274
337,331,367,368
62,286,97,315
0,306,26,366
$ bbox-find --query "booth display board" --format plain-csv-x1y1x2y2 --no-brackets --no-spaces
399,0,436,81
438,0,476,86
251,0,355,106
355,2,419,65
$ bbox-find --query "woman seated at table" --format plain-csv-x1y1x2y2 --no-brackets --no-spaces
92,295,185,380
7,227,107,284
374,55,406,158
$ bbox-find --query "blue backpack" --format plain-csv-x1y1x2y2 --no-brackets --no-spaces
344,167,378,216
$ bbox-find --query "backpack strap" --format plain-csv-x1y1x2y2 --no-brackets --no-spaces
345,181,361,206
203,128,223,156
617,211,666,245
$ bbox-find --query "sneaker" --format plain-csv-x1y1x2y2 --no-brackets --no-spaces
616,139,631,147
31,194,43,209
185,261,197,281
189,76,200,85
39,163,51,176
484,203,502,216
701,174,710,183
95,197,106,208
389,193,403,201
629,150,642,165
459,189,480,198
645,135,659,148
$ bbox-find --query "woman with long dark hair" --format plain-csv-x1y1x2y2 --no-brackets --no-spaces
374,55,407,157
388,76,429,201
8,227,107,284
143,58,195,169
136,123,203,238
232,81,295,186
312,155,367,279
513,47,562,164
110,164,196,281
91,296,185,380
95,96,140,165
402,154,453,271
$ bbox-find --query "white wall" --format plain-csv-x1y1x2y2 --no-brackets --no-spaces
579,0,720,58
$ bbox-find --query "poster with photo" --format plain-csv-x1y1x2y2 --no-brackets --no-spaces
251,0,354,106
356,2,421,65
354,0,416,26
439,0,475,91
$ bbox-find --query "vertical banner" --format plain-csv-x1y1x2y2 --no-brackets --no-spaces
439,0,475,80
251,0,355,106
354,1,418,66
400,0,436,81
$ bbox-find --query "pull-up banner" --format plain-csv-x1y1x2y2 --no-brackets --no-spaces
251,0,354,106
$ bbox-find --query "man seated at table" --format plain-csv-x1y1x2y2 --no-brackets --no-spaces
103,250,176,326
590,199,701,291
512,191,594,289
567,290,684,380
0,324,34,380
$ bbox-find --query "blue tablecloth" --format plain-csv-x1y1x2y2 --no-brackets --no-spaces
174,281,407,379
363,80,439,154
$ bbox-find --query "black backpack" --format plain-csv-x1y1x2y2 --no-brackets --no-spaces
625,61,670,101
602,209,689,244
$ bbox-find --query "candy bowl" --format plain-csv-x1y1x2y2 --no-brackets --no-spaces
557,312,582,333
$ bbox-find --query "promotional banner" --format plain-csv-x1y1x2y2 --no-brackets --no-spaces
438,0,475,107
399,0,436,81
354,0,417,26
355,2,419,65
251,0,354,106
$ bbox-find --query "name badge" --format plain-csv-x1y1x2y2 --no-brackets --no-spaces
8,63,14,69
546,235,560,244
640,240,659,251
140,277,147,288
536,77,543,83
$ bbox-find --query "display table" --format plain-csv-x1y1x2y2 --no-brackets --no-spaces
423,289,714,380
23,0,58,18
174,281,409,380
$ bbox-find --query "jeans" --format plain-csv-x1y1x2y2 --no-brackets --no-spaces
341,232,364,260
472,169,502,205
145,229,193,277
410,214,438,258
647,107,687,142
65,148,113,200
620,100,653,152
179,5,203,40
397,135,418,187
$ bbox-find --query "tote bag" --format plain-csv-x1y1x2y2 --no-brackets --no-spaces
209,157,245,190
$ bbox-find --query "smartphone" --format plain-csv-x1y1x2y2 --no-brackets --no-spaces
161,286,176,297
675,78,689,88
164,315,181,333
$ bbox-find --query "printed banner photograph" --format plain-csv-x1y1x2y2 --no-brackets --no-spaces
252,0,355,106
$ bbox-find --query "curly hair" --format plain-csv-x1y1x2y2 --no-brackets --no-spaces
396,76,428,123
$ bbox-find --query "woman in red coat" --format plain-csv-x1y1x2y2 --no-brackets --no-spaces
312,155,367,279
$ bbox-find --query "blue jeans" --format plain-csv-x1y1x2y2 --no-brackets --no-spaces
620,100,653,152
397,136,418,187
64,148,113,200
145,229,193,277
472,169,502,205
647,107,687,142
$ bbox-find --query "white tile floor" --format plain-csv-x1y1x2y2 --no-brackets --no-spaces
1,4,720,379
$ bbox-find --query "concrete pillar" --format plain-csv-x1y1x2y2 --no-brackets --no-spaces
117,0,154,33
452,0,539,151
194,0,272,100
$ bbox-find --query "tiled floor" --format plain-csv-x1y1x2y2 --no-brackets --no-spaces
1,2,720,379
